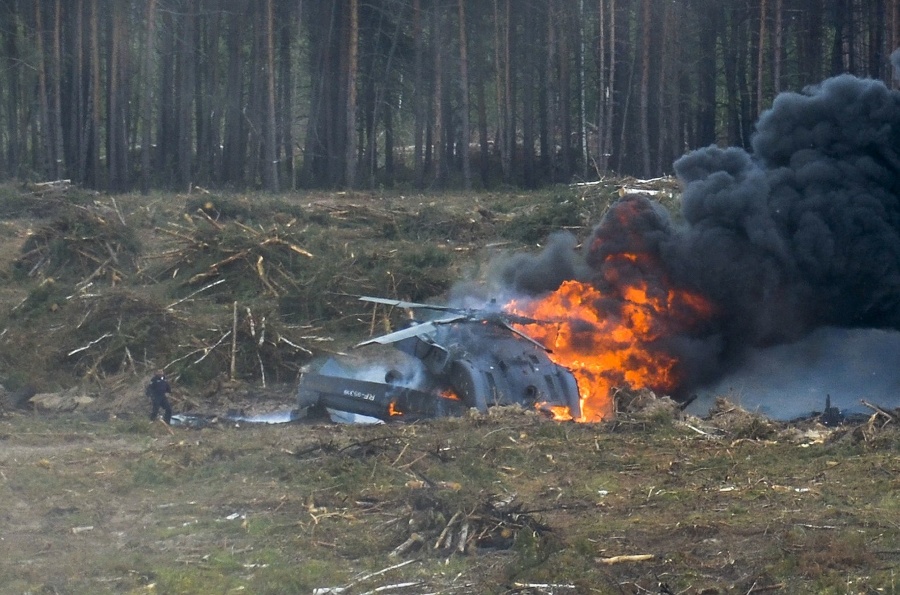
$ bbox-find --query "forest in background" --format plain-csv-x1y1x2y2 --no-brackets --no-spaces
1,0,899,192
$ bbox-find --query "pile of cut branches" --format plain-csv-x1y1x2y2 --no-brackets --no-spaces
15,200,138,284
62,290,183,380
152,213,314,301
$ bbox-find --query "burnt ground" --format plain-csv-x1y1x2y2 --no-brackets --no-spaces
0,182,898,594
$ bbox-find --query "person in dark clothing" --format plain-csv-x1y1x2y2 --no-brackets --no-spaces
146,370,173,424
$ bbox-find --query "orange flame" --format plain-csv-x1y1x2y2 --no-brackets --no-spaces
388,401,403,416
508,254,713,422
440,389,461,401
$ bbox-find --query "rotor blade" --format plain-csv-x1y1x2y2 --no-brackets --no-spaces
358,296,458,312
355,321,440,347
499,321,552,352
501,312,546,326
355,313,468,347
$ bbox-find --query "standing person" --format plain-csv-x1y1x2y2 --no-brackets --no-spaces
146,369,173,424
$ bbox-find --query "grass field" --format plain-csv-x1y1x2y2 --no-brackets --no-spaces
1,405,899,594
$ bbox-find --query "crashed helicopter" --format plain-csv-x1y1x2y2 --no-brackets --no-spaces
296,296,582,423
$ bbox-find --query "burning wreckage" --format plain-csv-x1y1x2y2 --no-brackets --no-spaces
301,59,900,425
296,297,582,423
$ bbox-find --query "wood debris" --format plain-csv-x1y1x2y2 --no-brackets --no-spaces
596,553,655,565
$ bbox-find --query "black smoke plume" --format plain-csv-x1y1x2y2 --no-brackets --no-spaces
498,66,900,397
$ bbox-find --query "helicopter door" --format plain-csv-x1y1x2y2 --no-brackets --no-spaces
448,359,490,412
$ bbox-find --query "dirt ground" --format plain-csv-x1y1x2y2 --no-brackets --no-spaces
1,402,899,594
0,182,899,594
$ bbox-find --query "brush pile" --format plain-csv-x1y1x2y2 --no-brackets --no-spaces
0,188,500,394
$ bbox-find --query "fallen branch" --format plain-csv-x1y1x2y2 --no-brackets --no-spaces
746,582,784,594
681,422,716,437
257,352,266,388
195,207,224,230
357,582,423,595
389,533,424,558
596,554,655,565
860,399,896,422
513,583,576,592
166,278,227,310
166,347,208,368
109,197,127,226
278,335,313,355
457,519,469,553
72,257,113,291
347,559,416,588
33,179,72,187
193,330,232,364
188,249,250,284
434,511,462,550
230,301,238,380
67,332,112,356
256,254,279,296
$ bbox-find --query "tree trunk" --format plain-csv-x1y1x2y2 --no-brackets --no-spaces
522,1,536,188
364,5,403,189
384,86,394,181
798,0,823,83
544,0,557,179
603,0,615,173
263,0,279,191
723,8,743,146
50,0,64,180
831,0,848,73
72,0,86,183
193,4,218,186
432,1,444,187
695,0,718,147
638,0,651,177
558,3,573,179
88,0,101,188
412,0,425,188
773,0,783,93
141,0,156,194
157,7,176,187
177,3,195,191
757,0,767,117
246,5,262,187
869,0,884,78
504,0,516,182
538,1,550,178
596,0,609,174
492,0,509,182
277,0,296,189
2,2,20,176
108,1,126,192
893,0,900,86
655,0,672,174
476,68,489,186
344,0,359,189
223,1,248,186
361,13,377,186
34,0,53,178
578,0,588,179
458,0,471,190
